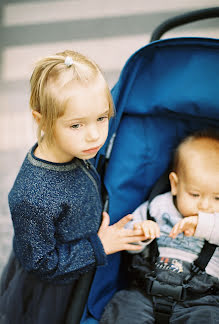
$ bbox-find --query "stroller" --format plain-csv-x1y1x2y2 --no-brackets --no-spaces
67,7,219,324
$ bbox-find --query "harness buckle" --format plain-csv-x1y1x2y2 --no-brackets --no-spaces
183,263,203,283
146,278,185,301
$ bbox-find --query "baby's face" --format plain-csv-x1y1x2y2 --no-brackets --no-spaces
171,169,219,217
170,138,219,217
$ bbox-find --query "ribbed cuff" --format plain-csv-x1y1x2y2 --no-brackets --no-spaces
195,212,214,241
89,234,107,266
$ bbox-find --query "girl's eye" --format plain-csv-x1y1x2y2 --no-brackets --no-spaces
71,124,80,129
215,197,219,201
97,116,108,122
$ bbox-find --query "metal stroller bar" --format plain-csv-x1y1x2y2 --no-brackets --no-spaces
150,7,219,42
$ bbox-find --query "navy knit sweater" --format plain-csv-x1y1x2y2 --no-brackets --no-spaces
8,144,106,284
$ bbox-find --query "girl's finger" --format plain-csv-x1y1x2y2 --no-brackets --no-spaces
125,244,143,251
122,229,144,237
141,225,150,238
133,223,141,230
148,227,155,239
123,235,147,243
100,211,110,229
115,214,133,228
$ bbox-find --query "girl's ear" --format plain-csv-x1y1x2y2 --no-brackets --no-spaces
169,172,178,196
32,111,42,125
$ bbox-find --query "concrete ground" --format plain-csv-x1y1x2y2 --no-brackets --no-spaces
0,0,219,275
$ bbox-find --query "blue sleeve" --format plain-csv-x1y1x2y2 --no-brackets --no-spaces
12,200,106,282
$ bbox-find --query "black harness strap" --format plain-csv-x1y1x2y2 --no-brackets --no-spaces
146,170,171,263
153,297,176,324
147,170,171,205
194,240,217,271
184,240,217,283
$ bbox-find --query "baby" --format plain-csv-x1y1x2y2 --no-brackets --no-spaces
100,129,219,324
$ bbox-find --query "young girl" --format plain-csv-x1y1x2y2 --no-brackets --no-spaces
0,50,145,324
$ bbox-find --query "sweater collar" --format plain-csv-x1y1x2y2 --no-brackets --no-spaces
27,143,79,172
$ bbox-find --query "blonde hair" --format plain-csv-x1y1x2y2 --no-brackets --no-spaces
30,50,114,144
172,128,219,173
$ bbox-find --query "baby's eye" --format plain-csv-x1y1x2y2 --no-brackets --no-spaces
214,196,219,201
189,193,199,198
71,124,80,129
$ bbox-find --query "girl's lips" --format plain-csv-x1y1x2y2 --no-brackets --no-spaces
83,146,100,153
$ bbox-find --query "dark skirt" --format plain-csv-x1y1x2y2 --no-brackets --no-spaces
0,252,77,324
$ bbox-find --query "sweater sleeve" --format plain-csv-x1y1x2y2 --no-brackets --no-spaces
125,201,149,229
12,200,106,282
194,212,219,246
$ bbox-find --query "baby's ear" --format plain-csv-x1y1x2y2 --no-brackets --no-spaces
32,111,42,125
169,172,178,196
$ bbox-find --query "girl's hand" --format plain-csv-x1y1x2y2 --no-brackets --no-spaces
98,212,147,255
169,215,198,239
133,220,160,240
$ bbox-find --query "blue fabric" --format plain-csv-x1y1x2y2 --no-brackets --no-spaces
82,318,98,324
86,37,219,321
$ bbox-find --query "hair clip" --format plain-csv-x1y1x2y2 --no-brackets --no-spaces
64,56,73,67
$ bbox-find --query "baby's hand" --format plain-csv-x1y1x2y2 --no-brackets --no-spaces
169,215,198,239
133,220,160,240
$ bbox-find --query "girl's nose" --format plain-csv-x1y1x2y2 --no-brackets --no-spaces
86,125,100,142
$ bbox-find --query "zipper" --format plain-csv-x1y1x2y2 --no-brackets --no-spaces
83,160,90,169
83,159,100,180
80,160,101,199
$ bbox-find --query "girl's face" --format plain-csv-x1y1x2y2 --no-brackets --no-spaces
49,82,109,162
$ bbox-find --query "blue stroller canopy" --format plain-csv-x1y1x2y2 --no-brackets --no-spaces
105,37,219,222
88,37,219,321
